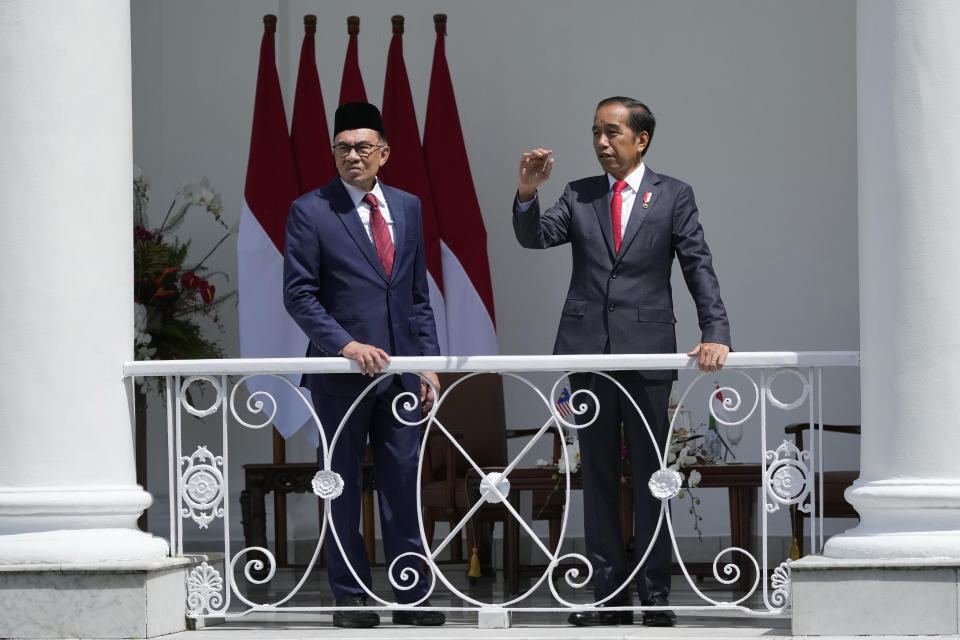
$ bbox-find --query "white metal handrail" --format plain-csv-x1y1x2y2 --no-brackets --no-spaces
125,351,859,376
129,351,860,624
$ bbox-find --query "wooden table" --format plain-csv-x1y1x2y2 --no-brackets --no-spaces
685,463,763,591
468,463,762,594
239,462,377,570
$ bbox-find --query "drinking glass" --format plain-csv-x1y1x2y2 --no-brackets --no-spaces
725,423,744,459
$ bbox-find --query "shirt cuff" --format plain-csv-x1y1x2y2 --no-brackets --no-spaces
515,193,538,212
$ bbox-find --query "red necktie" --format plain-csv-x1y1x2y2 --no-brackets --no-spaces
611,180,628,253
363,193,394,278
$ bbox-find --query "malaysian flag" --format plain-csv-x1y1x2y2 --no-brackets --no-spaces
555,387,573,417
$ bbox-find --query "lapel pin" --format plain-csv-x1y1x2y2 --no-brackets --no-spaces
642,191,653,209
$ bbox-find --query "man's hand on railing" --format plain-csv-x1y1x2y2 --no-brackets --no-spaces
687,342,730,373
420,372,441,415
341,341,390,376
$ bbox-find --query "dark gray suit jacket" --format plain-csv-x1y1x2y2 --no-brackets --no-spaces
513,168,730,380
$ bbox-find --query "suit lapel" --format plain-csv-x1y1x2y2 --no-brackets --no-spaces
329,180,389,282
590,177,616,262
615,168,662,262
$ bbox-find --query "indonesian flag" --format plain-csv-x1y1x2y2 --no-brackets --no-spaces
237,15,312,439
291,15,336,194
423,14,497,355
339,16,367,104
378,15,448,354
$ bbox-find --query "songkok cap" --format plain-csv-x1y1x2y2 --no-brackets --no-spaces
333,101,385,136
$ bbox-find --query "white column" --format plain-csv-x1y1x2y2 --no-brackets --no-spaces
0,0,167,562
824,0,960,559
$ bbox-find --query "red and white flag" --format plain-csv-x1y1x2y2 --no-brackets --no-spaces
712,383,725,418
238,15,312,439
424,15,497,355
291,15,336,194
339,16,367,105
378,15,448,353
555,386,574,418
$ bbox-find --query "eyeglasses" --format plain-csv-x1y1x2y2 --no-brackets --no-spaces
332,142,386,158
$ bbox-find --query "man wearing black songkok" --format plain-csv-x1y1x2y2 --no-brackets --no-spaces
284,101,444,628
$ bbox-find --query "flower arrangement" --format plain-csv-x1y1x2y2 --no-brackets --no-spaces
557,436,581,475
133,166,234,367
666,424,713,539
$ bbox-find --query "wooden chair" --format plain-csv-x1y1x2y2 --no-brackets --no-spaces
783,423,860,556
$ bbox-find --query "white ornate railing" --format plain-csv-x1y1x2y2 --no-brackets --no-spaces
125,351,859,624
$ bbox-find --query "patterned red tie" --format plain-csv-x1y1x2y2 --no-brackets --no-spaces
611,180,628,253
363,193,394,278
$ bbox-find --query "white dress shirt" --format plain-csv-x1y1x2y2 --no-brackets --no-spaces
607,163,645,238
340,178,395,244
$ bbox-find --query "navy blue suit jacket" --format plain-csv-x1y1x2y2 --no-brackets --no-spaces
284,178,440,398
513,168,730,380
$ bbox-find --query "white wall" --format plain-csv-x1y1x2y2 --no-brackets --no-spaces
132,0,859,555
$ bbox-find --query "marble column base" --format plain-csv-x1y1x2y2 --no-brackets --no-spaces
824,477,960,559
791,555,960,636
0,557,194,639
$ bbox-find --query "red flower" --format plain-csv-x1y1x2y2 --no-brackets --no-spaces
200,282,215,304
150,265,180,284
148,266,181,300
148,266,180,301
151,287,177,299
134,225,154,241
180,271,201,289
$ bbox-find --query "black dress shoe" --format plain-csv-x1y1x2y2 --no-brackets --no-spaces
333,594,380,628
392,600,445,626
567,601,633,627
641,594,676,627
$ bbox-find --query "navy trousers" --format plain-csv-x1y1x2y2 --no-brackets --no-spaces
313,378,428,603
570,371,673,603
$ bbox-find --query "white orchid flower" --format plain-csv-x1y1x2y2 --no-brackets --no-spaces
133,165,149,192
136,344,157,360
134,302,148,334
558,439,581,474
179,177,225,224
179,181,197,201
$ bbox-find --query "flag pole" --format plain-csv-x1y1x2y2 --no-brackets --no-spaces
238,11,313,447
264,13,276,41
340,16,367,104
424,12,498,356
292,13,336,192
379,11,450,355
